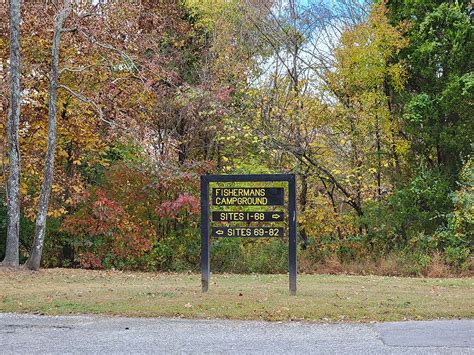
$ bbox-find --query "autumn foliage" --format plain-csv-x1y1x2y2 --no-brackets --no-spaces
0,0,472,274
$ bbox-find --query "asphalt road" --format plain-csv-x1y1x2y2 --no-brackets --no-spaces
0,313,472,354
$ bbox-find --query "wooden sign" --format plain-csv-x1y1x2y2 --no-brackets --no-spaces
200,174,297,295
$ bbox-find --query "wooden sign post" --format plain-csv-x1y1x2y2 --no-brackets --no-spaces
200,174,297,295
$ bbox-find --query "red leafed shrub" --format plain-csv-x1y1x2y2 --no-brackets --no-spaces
63,188,155,269
78,252,103,269
62,161,211,270
156,193,199,218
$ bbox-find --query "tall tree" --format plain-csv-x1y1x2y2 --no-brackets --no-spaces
2,0,21,268
26,0,72,270
242,0,373,220
386,0,473,182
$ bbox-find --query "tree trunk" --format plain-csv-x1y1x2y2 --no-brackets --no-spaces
320,178,342,240
384,80,401,181
2,0,21,268
25,0,71,271
375,115,382,200
61,101,75,266
299,170,309,249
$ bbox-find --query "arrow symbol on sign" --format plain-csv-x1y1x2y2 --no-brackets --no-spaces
272,214,281,219
216,230,224,235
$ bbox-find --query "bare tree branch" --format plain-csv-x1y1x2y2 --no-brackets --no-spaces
58,84,113,125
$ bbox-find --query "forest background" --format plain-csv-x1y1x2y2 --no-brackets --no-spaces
0,0,472,276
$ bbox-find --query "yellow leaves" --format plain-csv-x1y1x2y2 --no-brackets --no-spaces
20,183,28,195
388,63,408,92
173,39,186,49
71,185,82,194
246,89,259,97
73,160,81,166
301,194,356,239
395,139,411,156
333,3,407,93
57,150,69,159
47,207,67,218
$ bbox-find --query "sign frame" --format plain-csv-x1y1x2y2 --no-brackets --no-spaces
200,174,297,295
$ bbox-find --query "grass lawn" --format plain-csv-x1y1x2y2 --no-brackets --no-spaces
0,268,472,322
